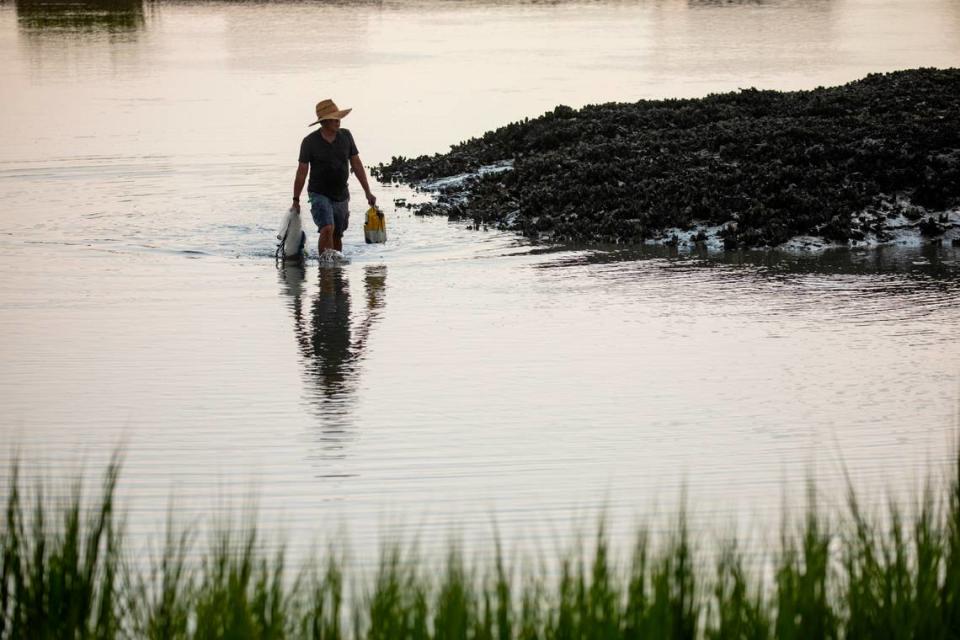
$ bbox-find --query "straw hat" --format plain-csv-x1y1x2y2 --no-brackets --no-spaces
308,99,352,126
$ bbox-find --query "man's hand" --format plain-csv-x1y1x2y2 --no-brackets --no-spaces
293,162,308,213
351,155,377,208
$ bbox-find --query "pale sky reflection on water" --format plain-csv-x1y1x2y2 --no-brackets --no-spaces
3,0,960,165
1,0,959,562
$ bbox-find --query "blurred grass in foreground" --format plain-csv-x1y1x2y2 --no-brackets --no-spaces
2,449,960,639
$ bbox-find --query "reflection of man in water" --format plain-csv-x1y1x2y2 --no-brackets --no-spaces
301,268,352,399
280,264,387,408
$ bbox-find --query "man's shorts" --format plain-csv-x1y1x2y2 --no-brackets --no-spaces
308,192,350,237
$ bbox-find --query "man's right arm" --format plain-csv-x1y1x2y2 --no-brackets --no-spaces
292,162,308,211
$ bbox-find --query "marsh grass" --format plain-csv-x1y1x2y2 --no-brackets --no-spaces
3,452,960,639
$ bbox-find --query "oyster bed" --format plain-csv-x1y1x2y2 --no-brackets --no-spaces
373,68,960,249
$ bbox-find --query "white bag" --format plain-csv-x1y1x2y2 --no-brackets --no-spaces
276,206,306,261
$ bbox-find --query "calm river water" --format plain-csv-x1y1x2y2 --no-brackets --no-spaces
1,0,959,562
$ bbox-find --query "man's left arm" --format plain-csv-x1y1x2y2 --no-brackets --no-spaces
350,154,377,207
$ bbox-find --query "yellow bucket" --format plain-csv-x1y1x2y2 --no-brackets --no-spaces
364,206,387,244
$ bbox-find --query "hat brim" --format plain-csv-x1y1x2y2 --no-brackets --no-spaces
308,107,352,126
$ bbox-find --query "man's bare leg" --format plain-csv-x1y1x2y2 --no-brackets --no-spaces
318,224,334,253
333,232,343,252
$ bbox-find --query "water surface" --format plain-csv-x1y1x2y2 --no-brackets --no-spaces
1,0,959,561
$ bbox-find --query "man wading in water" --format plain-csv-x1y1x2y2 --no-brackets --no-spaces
293,99,377,255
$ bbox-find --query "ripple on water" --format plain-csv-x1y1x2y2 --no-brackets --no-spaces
3,0,960,563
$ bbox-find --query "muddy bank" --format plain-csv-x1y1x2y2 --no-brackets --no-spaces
373,68,960,249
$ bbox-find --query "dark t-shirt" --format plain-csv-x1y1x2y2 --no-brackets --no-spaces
298,128,359,202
